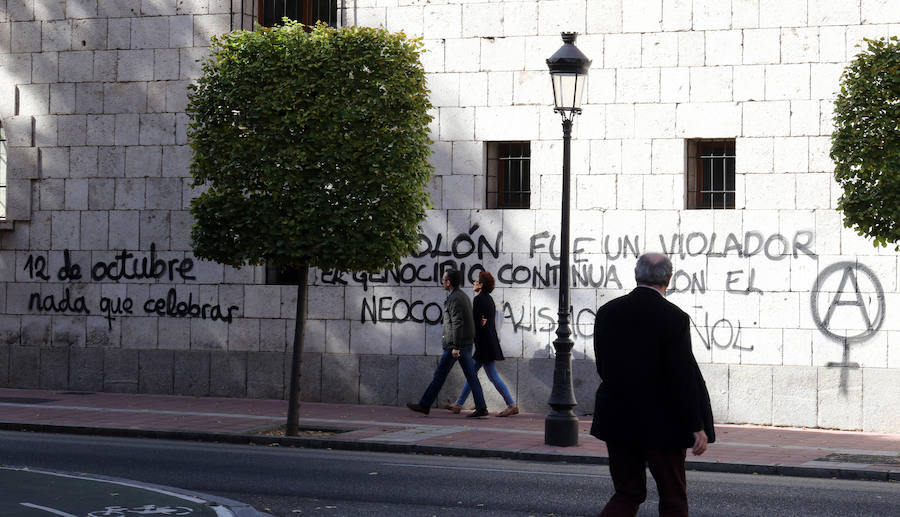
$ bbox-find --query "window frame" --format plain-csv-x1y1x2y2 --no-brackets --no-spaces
257,0,339,27
485,141,531,210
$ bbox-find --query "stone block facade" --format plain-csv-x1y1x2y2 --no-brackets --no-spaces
0,0,898,433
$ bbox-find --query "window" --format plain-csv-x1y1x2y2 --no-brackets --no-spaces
266,263,302,285
486,141,531,209
686,139,735,209
258,0,338,27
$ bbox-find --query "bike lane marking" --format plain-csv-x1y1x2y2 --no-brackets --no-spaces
0,467,223,517
19,503,77,516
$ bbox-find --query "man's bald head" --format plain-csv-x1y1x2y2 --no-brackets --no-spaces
634,253,673,287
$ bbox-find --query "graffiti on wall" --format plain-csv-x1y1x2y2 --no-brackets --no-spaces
690,307,749,352
21,244,240,329
811,262,885,346
11,229,889,367
330,225,893,365
334,227,812,331
809,262,886,391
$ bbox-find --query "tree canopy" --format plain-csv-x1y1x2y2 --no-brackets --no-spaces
187,22,434,271
831,36,900,249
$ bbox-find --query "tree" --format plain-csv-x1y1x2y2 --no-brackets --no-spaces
187,22,433,435
831,36,900,249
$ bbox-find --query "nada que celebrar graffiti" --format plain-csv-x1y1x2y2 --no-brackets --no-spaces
21,244,240,329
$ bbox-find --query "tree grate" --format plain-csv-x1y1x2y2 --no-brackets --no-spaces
817,453,900,465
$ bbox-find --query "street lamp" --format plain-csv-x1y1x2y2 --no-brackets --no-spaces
545,32,590,447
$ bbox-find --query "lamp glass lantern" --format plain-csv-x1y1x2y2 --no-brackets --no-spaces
546,32,590,118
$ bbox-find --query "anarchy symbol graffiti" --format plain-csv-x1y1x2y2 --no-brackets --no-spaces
810,262,885,344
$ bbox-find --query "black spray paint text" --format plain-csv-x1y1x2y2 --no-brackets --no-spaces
22,244,237,328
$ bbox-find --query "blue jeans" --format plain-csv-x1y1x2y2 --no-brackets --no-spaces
456,360,515,407
419,346,486,410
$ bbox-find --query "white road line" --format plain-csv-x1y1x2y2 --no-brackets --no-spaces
19,503,78,517
380,462,610,478
2,467,206,503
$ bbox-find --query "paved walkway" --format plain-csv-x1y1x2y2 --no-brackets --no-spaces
0,388,898,481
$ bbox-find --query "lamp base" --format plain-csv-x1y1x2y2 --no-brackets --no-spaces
544,409,579,447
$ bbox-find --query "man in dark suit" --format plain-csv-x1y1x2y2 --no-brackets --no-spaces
407,269,488,418
591,253,715,517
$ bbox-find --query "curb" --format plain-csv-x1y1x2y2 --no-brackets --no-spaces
2,421,896,483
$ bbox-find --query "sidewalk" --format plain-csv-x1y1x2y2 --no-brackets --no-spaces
0,388,897,481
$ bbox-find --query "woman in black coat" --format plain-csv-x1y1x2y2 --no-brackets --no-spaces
443,271,518,417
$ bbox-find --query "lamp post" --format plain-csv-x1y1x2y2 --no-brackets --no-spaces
545,32,590,447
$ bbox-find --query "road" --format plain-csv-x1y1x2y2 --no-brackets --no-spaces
1,431,898,516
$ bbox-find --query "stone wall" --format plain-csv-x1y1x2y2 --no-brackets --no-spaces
0,0,898,433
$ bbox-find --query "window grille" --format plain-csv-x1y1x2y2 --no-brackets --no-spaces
259,0,338,27
686,139,735,210
486,142,531,209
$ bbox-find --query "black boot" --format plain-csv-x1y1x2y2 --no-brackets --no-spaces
407,403,430,415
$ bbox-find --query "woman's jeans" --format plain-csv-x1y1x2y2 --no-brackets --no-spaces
456,360,515,406
419,345,486,410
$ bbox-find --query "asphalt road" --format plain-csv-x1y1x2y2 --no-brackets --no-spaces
1,431,898,516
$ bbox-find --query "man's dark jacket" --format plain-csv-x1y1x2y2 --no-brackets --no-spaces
442,288,475,350
590,287,715,449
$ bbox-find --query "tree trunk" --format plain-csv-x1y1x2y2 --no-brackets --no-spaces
285,263,308,436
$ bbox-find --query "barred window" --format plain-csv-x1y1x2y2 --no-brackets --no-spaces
686,139,735,210
259,0,338,27
486,142,531,209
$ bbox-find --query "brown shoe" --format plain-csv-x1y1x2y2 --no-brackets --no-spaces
497,404,519,417
440,400,462,414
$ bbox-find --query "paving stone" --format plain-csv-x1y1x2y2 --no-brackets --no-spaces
210,352,247,398
139,349,174,394
0,344,9,387
397,355,437,407
515,357,554,413
297,352,322,403
69,346,104,391
21,316,51,347
173,350,210,396
0,315,19,346
359,355,398,406
8,346,39,389
572,358,598,416
247,351,284,399
322,353,359,404
104,348,138,393
39,347,69,390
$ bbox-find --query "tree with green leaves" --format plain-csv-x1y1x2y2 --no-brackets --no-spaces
187,22,433,435
831,36,900,249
